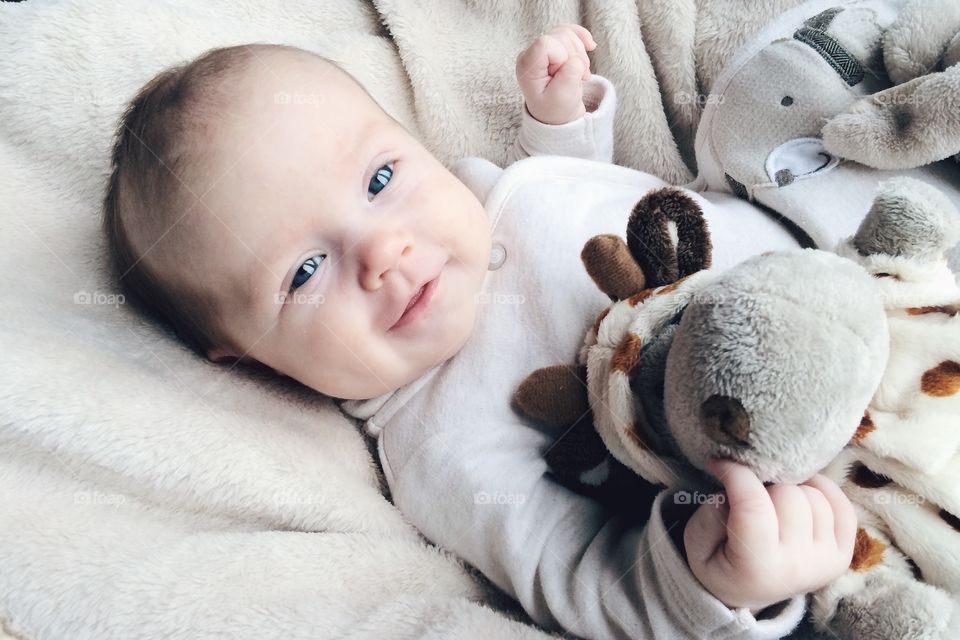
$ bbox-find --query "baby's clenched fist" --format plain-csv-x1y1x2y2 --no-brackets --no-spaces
684,459,858,611
516,24,596,125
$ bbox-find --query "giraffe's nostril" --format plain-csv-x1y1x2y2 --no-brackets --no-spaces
701,394,751,446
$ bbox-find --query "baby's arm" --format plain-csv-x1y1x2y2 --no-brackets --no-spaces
504,25,615,165
384,417,809,640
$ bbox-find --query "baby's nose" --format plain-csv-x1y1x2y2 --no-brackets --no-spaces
358,227,414,290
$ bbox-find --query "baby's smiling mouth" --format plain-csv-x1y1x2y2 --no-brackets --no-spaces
388,272,440,332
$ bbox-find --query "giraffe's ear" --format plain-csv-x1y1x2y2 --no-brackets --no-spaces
626,187,712,287
581,234,647,301
513,364,590,428
516,365,615,496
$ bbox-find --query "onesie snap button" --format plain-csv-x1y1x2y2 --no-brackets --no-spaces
488,243,507,270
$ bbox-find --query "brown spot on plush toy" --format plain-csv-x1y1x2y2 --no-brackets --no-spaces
610,333,643,374
920,361,960,397
851,527,887,571
851,412,874,444
653,276,689,297
626,289,655,307
906,305,960,317
591,307,610,335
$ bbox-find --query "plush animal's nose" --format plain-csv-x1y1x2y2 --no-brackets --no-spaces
701,394,751,447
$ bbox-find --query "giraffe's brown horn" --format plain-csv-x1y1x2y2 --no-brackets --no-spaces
627,187,712,287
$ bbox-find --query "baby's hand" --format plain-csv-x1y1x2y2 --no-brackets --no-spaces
684,459,857,611
515,24,597,125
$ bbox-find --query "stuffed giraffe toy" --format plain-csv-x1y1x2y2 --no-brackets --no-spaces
514,177,960,639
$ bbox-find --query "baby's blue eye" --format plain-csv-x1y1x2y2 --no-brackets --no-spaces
367,163,394,200
290,255,324,291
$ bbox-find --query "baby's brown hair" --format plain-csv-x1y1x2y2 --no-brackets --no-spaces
103,43,322,358
102,44,260,357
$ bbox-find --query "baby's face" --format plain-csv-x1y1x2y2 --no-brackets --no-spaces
193,52,492,399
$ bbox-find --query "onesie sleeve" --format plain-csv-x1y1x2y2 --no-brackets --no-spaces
379,417,806,640
503,74,616,166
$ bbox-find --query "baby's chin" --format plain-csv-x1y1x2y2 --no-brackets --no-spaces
384,312,479,395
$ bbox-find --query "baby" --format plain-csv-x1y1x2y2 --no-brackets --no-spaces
103,25,856,640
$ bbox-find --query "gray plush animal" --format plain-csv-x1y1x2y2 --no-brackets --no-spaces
693,1,960,273
823,0,960,170
515,177,960,639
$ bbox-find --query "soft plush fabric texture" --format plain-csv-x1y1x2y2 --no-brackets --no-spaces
821,0,960,169
11,0,916,637
692,0,960,272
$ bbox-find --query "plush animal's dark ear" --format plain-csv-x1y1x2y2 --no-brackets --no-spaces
581,234,647,301
513,364,591,428
626,187,712,287
793,7,882,86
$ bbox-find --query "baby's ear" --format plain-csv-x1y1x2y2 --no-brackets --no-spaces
206,349,285,378
206,346,238,364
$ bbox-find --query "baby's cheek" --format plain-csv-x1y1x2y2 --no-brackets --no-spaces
317,314,375,363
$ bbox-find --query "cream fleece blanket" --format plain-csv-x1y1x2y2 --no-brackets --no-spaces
0,1,801,638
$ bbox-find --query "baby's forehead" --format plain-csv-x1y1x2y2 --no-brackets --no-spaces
239,48,372,104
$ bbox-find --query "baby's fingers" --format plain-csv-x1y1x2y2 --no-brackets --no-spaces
548,25,593,80
555,23,597,51
798,484,835,545
708,459,779,556
683,499,730,569
516,35,569,83
803,473,858,556
543,56,584,99
768,485,813,544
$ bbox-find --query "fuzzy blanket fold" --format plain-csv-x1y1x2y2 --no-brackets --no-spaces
0,1,799,637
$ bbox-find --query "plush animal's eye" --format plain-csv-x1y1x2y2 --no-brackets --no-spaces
781,96,794,107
